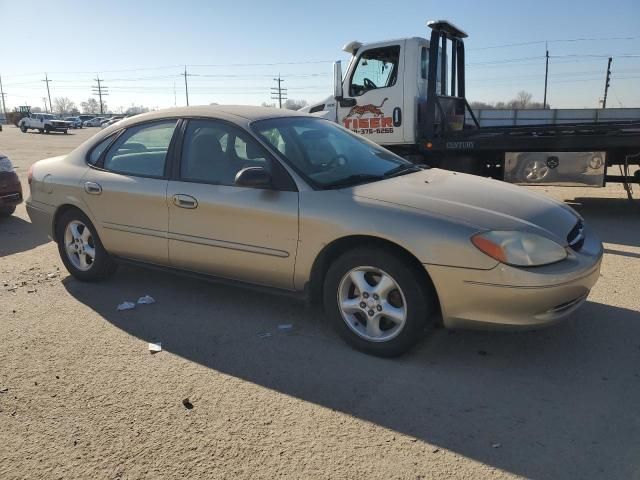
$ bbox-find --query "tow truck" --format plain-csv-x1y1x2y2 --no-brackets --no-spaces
304,20,640,196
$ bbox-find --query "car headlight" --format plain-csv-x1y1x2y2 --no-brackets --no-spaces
471,231,567,267
0,155,15,173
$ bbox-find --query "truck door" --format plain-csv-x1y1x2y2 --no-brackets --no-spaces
337,41,405,145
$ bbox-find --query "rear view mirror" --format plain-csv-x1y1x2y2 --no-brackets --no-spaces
333,61,343,100
234,166,272,188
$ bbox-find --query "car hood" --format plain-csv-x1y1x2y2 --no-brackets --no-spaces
349,169,580,244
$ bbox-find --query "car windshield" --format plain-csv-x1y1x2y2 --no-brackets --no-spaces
252,117,420,189
42,114,55,120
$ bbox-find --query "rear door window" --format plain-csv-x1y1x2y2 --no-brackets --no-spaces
102,120,177,177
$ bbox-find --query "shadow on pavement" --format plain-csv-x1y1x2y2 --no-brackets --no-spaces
0,215,50,256
63,264,640,479
566,197,640,247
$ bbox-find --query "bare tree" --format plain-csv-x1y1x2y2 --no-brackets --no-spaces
261,101,276,108
80,98,101,114
53,97,77,116
283,99,308,110
513,90,533,109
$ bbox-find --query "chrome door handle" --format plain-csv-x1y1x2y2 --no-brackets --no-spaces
173,194,198,209
84,181,102,195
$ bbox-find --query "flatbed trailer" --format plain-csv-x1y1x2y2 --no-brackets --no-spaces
415,21,640,193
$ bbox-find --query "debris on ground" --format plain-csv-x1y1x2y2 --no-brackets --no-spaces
478,350,489,356
0,387,8,394
117,301,136,311
137,295,155,305
257,332,272,339
278,324,293,331
148,342,162,354
182,398,194,410
492,442,501,448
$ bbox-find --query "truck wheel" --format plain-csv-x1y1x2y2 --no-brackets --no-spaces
20,125,28,133
44,127,50,134
323,247,437,357
63,130,68,134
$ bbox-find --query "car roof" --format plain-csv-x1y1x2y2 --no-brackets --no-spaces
117,105,309,126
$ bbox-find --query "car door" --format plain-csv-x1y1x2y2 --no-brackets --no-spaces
167,118,299,290
82,120,178,265
337,41,405,145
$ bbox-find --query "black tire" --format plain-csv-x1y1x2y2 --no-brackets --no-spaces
63,130,68,134
20,125,28,133
323,247,437,357
56,208,117,281
41,128,47,134
0,205,16,217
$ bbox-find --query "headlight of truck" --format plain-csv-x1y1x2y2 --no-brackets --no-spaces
0,155,15,173
471,231,567,266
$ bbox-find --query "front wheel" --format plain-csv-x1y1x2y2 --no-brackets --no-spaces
56,209,117,281
20,125,27,133
323,248,437,357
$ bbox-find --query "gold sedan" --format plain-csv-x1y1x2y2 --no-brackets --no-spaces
26,106,603,356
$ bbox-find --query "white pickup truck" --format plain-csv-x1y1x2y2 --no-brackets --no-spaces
19,113,69,134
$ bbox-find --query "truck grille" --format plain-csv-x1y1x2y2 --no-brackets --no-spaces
567,220,585,251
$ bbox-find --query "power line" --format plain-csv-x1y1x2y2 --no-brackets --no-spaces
469,35,640,50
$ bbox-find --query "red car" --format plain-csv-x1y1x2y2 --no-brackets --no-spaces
0,152,23,217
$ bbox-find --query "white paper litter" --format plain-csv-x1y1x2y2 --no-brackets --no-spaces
278,324,293,331
137,295,156,305
148,342,162,353
257,332,272,339
117,301,136,311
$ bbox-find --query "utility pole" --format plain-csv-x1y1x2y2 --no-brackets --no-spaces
602,57,612,109
543,44,549,109
183,66,190,106
42,73,53,113
42,97,48,113
270,75,287,108
0,75,7,124
92,76,108,115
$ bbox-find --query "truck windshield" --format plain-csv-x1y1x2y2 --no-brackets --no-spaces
252,117,419,189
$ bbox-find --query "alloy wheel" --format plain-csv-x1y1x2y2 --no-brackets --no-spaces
64,220,96,271
337,266,407,342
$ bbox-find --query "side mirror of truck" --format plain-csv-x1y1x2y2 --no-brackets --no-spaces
333,61,343,101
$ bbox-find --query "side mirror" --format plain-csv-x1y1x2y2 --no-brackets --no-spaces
333,61,344,100
234,166,272,188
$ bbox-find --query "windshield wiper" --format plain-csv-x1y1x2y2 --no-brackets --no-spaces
383,164,424,178
322,174,385,189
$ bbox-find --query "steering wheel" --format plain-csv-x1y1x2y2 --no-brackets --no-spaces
326,154,349,168
363,78,377,90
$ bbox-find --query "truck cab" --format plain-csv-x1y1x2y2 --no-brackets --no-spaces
307,37,435,148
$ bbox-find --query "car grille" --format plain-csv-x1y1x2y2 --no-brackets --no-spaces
567,220,585,251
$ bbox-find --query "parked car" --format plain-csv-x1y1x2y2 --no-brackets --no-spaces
101,116,124,129
79,115,95,123
0,152,23,217
65,117,83,129
25,106,603,356
86,117,105,127
19,113,69,134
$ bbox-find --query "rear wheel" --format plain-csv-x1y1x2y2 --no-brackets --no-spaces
323,247,437,357
20,125,27,133
56,209,117,281
0,206,16,217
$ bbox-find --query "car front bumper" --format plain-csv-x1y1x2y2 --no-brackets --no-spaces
426,224,603,329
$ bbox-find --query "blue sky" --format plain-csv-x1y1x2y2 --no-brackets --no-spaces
1,0,638,112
